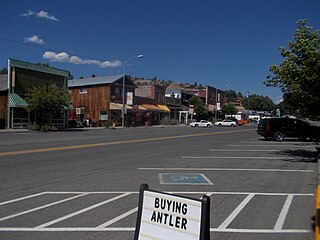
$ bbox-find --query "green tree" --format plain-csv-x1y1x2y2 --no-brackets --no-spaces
26,84,71,125
189,95,208,120
225,90,238,102
264,19,320,119
242,94,275,112
0,68,8,74
237,92,243,99
221,104,238,116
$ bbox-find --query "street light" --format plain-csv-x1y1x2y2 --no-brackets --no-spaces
122,54,143,128
215,87,218,119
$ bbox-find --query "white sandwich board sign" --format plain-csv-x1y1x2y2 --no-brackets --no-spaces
134,184,210,240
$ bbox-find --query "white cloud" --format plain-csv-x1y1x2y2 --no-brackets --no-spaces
20,9,59,21
24,35,45,45
274,96,283,104
43,51,70,62
20,9,34,17
100,60,122,68
43,51,122,68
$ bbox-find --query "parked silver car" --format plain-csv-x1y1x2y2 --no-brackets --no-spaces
215,119,237,127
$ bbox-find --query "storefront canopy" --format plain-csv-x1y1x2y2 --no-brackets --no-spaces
110,102,132,110
157,105,170,112
139,104,163,112
8,93,28,108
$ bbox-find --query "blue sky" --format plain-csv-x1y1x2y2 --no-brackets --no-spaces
1,0,319,103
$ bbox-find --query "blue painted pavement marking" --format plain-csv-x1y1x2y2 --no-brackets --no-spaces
159,173,213,185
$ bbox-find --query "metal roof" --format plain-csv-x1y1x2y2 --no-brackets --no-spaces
8,93,28,108
9,59,71,78
68,74,124,87
0,74,8,91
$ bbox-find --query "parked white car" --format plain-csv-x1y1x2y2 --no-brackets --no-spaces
215,119,237,127
189,120,213,127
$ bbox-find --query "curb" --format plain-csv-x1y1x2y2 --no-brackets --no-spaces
316,147,320,240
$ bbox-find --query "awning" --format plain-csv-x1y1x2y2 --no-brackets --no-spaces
157,105,170,112
137,105,147,111
64,105,74,110
139,104,163,112
110,102,133,110
8,93,28,108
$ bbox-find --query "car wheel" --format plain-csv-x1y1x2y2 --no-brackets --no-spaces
273,131,285,141
195,124,198,127
218,123,222,126
230,124,235,127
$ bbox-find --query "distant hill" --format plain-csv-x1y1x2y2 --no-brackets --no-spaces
131,77,205,91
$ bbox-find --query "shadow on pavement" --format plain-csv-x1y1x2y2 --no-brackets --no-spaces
276,149,319,163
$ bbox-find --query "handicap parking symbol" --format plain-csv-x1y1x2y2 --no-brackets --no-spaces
159,173,213,185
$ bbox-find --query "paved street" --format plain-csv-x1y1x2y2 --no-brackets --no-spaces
0,125,317,240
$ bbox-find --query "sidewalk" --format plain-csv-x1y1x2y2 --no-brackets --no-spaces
0,128,29,133
0,124,188,133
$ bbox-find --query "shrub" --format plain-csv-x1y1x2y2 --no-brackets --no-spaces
169,118,179,125
28,122,58,132
160,116,179,125
160,116,171,125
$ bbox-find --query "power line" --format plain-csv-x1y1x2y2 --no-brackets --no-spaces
0,36,62,53
0,36,113,62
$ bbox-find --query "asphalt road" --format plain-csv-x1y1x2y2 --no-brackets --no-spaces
0,125,317,240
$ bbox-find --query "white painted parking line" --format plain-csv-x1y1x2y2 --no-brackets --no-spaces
274,194,294,230
229,144,317,148
42,191,314,196
218,194,255,229
0,227,135,232
35,193,131,228
37,191,139,194
0,192,313,234
209,149,280,152
0,192,48,206
182,156,295,160
0,227,310,233
210,228,310,233
138,167,313,173
96,207,138,229
0,193,89,222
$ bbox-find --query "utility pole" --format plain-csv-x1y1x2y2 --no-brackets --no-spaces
247,91,250,120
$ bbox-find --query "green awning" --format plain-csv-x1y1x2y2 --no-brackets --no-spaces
64,105,74,110
8,93,28,108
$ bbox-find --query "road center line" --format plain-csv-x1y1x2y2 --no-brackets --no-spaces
0,128,254,156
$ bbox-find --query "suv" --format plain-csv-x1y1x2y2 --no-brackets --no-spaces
257,117,320,141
